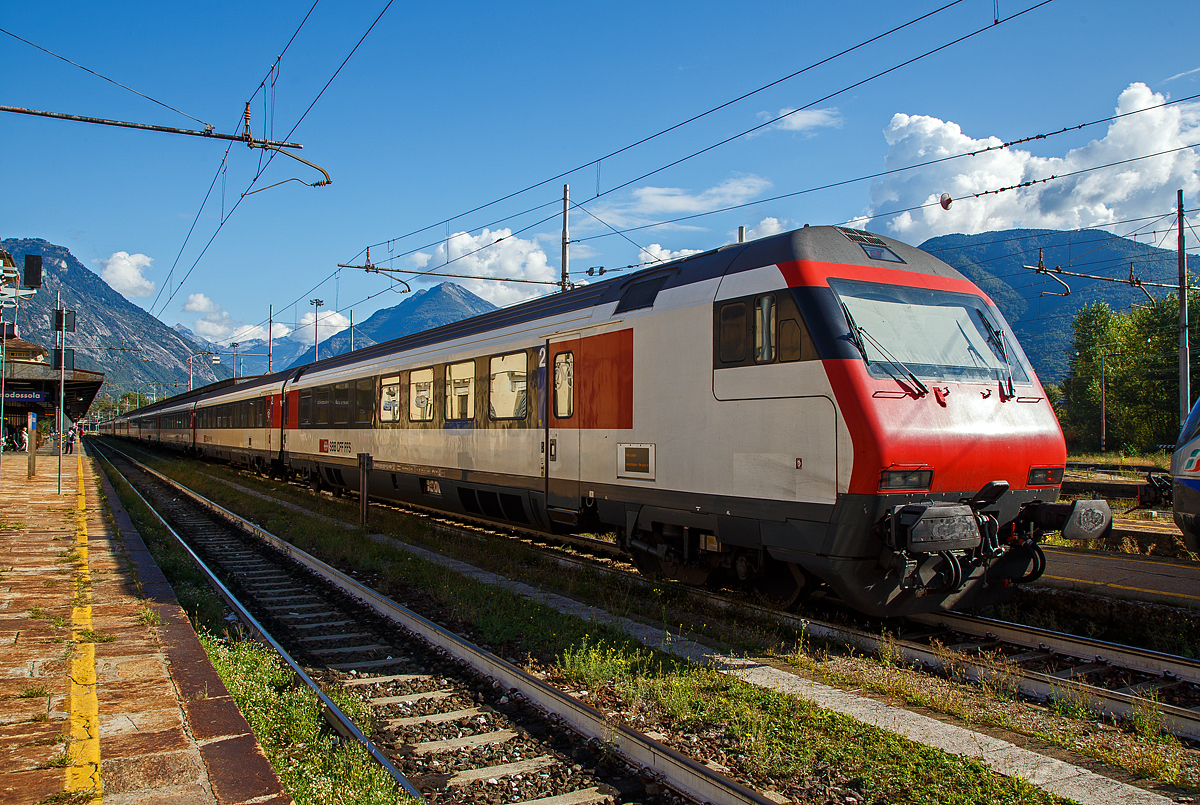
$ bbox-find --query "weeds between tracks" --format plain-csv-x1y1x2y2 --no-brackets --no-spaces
93,443,1131,803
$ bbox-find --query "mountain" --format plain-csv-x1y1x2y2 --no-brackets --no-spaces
172,323,207,350
283,282,496,368
919,228,1200,383
1,238,230,400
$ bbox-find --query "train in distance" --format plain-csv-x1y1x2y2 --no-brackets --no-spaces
101,225,1113,617
1171,399,1200,554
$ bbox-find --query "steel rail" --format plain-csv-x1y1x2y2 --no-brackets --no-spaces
907,611,1200,684
101,444,778,805
98,440,1200,741
91,446,423,800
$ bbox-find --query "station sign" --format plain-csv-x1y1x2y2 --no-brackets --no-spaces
3,390,46,403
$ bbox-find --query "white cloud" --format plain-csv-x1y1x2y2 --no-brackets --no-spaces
860,83,1200,245
587,175,772,231
98,251,155,298
418,228,556,307
631,175,772,215
183,293,279,343
408,252,432,268
1164,66,1200,84
639,244,703,266
294,309,350,346
745,217,789,240
183,292,217,314
755,107,843,134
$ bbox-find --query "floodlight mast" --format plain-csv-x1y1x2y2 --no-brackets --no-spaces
310,299,324,362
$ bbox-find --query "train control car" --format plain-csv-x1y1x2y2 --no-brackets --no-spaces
1171,398,1200,553
104,225,1113,616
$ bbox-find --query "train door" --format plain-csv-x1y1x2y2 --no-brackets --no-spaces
546,337,580,517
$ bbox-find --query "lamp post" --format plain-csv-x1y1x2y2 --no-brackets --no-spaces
230,342,240,378
310,298,324,361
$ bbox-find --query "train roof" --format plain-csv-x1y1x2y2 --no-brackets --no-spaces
117,226,968,420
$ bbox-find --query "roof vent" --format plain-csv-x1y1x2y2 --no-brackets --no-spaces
835,226,888,247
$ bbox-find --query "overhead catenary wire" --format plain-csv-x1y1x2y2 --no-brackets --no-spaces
0,25,212,129
166,1,1050,351
312,1,1058,327
350,0,974,263
147,0,394,322
145,2,327,316
574,97,1200,244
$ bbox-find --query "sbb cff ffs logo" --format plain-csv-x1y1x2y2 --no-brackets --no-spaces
319,439,353,455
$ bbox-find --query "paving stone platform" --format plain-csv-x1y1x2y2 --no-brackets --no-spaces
0,446,290,805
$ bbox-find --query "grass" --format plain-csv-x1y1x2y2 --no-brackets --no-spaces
201,633,415,805
559,637,1068,804
73,630,115,644
1067,450,1170,470
36,793,95,805
107,455,1062,802
17,684,49,699
780,635,1197,789
97,450,411,805
136,606,162,627
101,440,1200,796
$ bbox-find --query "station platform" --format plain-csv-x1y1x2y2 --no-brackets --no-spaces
0,448,289,805
1037,544,1200,609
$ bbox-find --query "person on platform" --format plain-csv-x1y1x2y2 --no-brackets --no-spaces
18,425,28,452
65,426,76,455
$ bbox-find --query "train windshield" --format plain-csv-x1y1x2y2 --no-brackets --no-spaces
830,279,1031,384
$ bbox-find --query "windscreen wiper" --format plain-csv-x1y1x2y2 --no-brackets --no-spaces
855,326,930,397
841,303,870,365
976,309,1015,397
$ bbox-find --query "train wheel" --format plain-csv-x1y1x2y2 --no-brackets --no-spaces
752,561,810,611
629,549,665,580
628,547,714,585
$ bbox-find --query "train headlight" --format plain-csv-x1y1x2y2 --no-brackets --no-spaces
880,469,932,490
1027,467,1065,487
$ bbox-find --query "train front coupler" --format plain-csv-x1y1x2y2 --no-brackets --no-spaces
876,482,1012,596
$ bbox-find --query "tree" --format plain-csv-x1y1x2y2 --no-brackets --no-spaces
1060,291,1200,452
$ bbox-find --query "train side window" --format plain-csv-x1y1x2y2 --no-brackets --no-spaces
257,398,266,428
754,294,776,363
489,352,528,420
718,302,748,364
446,360,475,421
299,390,312,425
380,376,401,422
410,367,434,422
314,387,331,425
333,382,351,425
779,319,803,362
553,352,574,418
355,378,374,425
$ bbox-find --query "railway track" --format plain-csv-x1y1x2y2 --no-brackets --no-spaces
93,443,780,805
100,440,1200,746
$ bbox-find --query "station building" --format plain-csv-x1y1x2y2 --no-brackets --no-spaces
1,329,104,443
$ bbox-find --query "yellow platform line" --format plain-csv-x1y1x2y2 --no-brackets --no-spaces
1044,574,1200,602
67,452,102,802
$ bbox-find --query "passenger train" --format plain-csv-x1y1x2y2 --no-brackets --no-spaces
101,226,1113,616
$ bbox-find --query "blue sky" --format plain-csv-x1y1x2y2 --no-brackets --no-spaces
3,0,1199,346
